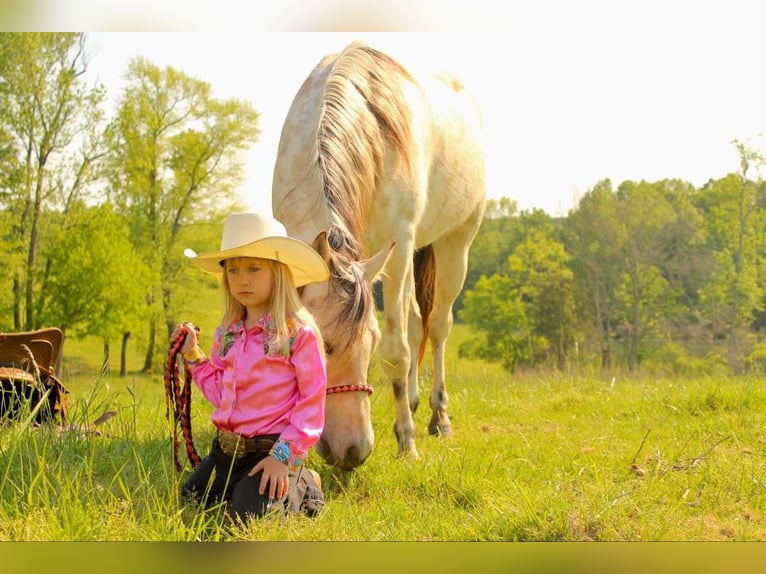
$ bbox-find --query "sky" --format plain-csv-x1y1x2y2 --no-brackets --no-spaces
46,2,766,216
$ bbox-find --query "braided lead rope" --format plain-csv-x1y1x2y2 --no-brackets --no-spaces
326,383,374,395
164,331,202,471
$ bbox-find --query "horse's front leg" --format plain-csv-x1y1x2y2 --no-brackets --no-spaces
379,250,418,457
391,374,416,456
382,330,416,456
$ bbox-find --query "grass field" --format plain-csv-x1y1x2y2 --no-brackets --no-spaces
2,303,766,541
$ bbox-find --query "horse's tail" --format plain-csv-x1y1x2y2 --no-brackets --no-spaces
414,245,435,366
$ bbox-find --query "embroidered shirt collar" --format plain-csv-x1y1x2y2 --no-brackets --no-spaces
233,313,273,334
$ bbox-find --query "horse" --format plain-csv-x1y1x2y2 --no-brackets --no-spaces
272,41,487,470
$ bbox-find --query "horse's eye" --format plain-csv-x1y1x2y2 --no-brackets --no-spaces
324,342,334,356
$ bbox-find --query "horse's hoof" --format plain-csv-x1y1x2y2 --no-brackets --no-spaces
428,421,452,437
396,443,419,459
394,426,418,457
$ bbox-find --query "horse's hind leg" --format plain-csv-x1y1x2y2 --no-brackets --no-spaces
427,296,454,437
428,217,483,437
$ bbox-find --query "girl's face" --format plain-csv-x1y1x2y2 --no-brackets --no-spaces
225,257,274,316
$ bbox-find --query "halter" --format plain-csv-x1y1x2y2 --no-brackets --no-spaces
326,384,374,395
164,330,202,471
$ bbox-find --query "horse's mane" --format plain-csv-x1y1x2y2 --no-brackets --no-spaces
317,41,415,260
314,42,416,348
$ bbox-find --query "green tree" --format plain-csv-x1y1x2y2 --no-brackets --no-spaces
0,32,106,329
459,197,519,315
612,180,692,370
458,274,528,371
464,201,555,301
459,220,576,371
39,202,152,373
105,56,260,372
506,230,577,369
695,142,766,371
564,179,623,369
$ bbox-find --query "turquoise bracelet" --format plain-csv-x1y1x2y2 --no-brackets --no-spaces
269,441,291,463
269,440,302,470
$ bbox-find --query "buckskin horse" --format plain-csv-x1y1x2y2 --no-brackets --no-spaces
272,41,487,470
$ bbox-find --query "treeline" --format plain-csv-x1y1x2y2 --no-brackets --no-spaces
459,157,766,375
0,33,259,374
2,34,765,378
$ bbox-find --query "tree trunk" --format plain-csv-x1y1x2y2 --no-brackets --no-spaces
25,171,45,330
142,317,155,373
56,326,66,375
101,340,110,375
593,280,611,369
120,332,130,377
13,276,22,330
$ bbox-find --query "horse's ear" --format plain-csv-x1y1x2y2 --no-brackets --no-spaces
363,241,395,282
311,231,332,262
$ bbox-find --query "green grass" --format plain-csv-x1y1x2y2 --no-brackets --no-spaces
3,284,766,540
2,334,765,540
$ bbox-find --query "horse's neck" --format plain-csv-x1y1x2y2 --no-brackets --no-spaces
273,189,330,245
272,80,333,245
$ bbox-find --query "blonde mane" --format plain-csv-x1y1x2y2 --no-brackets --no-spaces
316,41,415,259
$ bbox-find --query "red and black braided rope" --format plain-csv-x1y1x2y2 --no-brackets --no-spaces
164,331,202,471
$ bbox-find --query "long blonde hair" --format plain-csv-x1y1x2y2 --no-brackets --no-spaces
220,257,325,358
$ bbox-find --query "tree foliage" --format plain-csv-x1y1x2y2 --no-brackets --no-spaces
0,32,106,330
465,146,766,374
105,56,260,372
39,202,151,335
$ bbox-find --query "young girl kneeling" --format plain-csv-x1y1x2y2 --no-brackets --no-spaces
173,211,329,523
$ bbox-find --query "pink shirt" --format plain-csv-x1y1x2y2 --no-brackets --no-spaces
191,314,326,461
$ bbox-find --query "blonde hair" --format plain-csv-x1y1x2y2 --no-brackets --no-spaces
220,257,324,358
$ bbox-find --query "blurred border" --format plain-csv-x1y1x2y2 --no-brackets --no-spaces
4,542,766,574
0,0,496,32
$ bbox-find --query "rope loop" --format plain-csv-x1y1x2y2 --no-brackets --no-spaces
164,330,202,471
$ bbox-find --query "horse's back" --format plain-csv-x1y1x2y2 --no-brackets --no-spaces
369,65,486,251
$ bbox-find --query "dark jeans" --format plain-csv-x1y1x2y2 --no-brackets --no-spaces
180,436,324,523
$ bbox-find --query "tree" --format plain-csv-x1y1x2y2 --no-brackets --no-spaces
612,180,691,370
506,230,577,369
564,179,623,369
695,141,766,371
0,32,106,329
458,274,528,371
459,197,519,315
459,220,576,371
105,56,260,372
38,202,152,373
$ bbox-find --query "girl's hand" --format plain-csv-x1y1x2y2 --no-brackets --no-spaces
249,455,290,500
172,322,198,354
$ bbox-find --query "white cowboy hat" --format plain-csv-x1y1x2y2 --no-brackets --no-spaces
184,212,329,287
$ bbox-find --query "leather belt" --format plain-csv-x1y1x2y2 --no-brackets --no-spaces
217,430,277,459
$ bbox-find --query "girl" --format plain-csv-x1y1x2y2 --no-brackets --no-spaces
172,211,329,523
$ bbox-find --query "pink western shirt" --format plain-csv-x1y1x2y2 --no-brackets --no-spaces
190,314,326,461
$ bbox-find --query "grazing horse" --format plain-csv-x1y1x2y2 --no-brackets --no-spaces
272,41,486,470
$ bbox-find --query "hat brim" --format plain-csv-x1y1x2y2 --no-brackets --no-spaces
185,236,329,287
